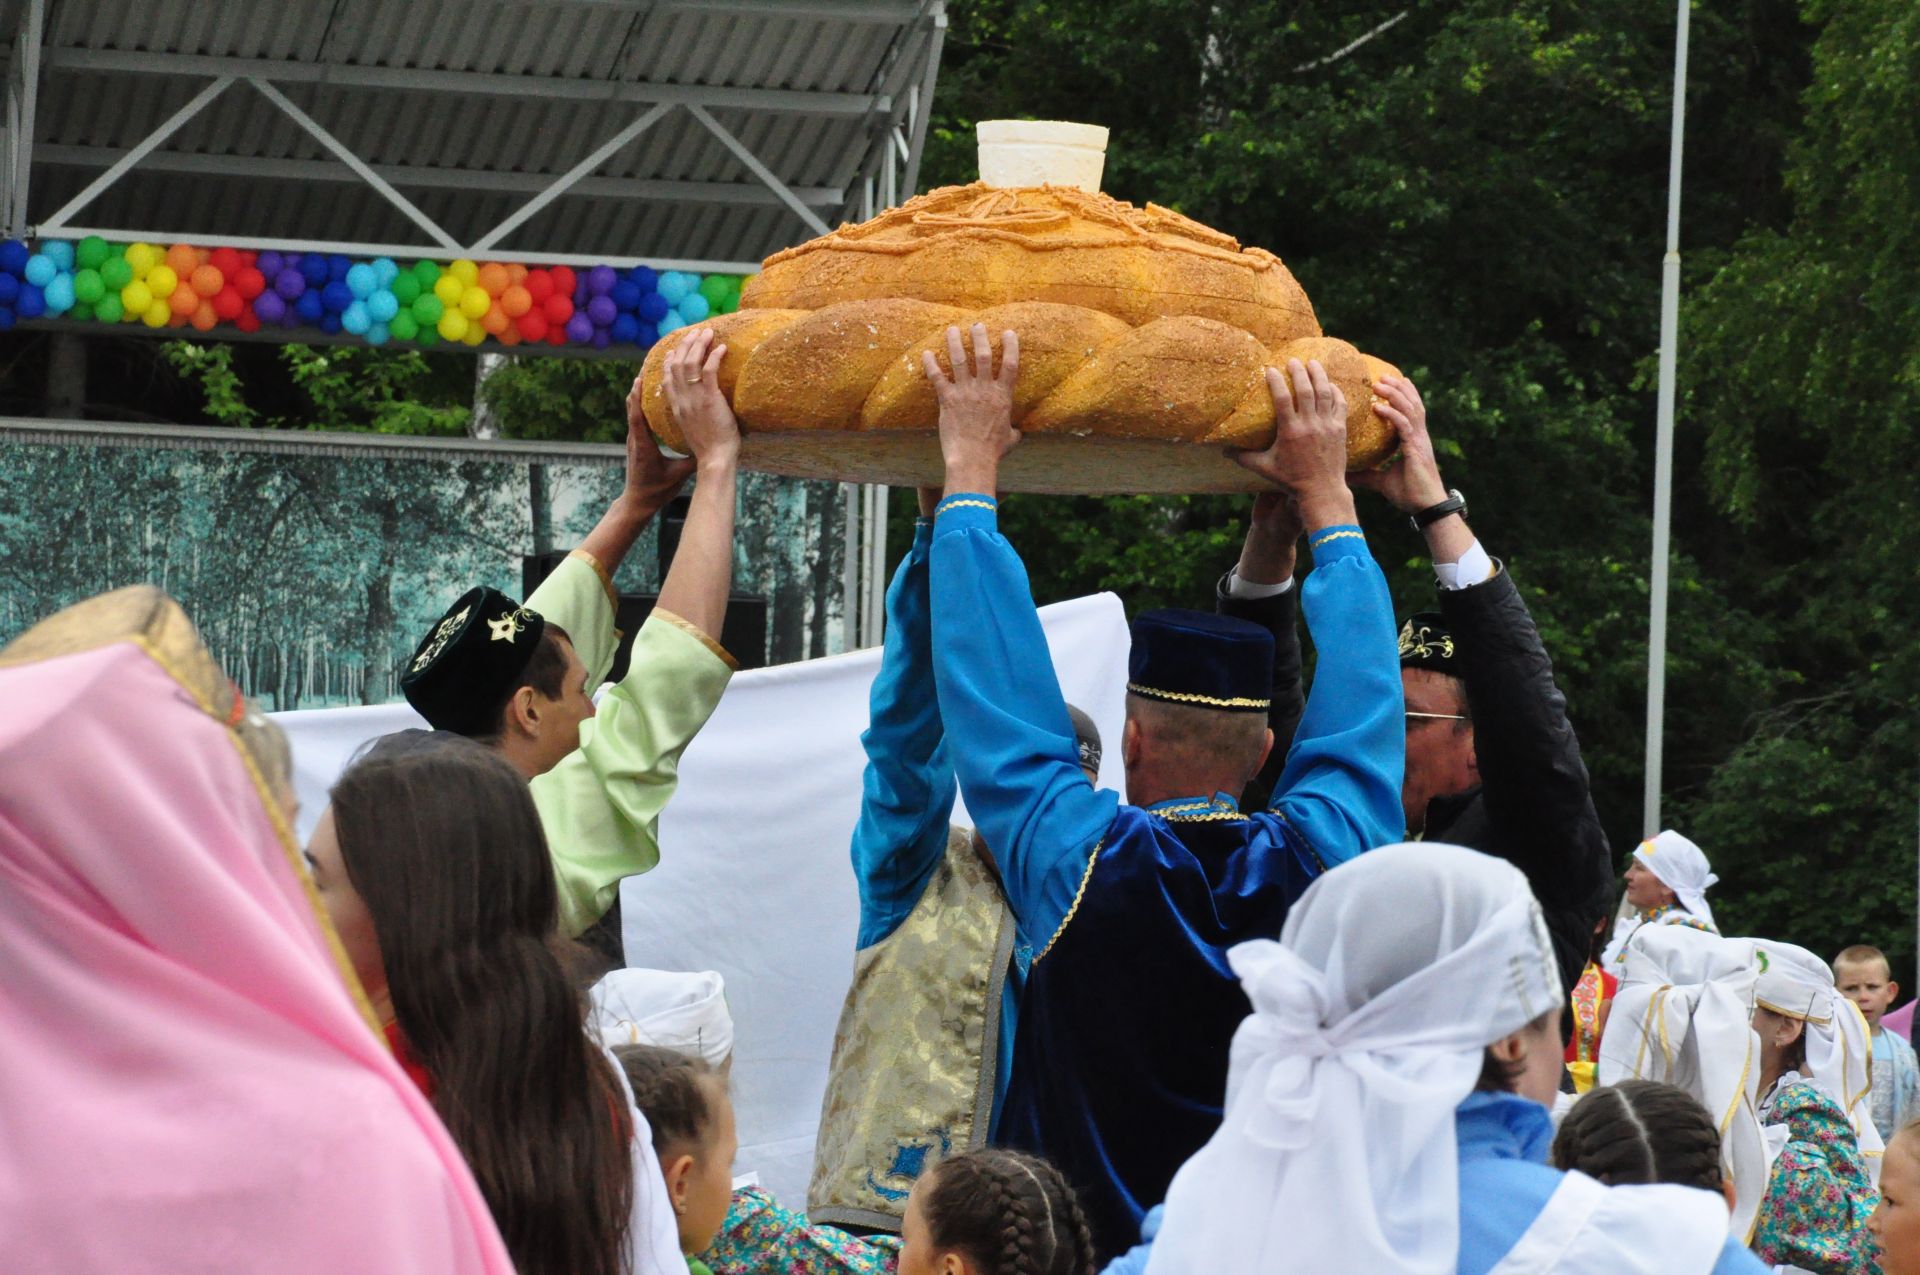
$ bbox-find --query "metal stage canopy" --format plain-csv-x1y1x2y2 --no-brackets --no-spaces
0,0,948,273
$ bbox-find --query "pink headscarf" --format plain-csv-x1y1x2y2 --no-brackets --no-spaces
0,588,514,1275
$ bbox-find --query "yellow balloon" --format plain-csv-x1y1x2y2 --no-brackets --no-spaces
460,320,487,346
448,258,479,287
433,274,465,306
142,298,171,328
459,286,491,320
121,280,153,314
124,242,158,277
145,265,178,298
437,309,469,342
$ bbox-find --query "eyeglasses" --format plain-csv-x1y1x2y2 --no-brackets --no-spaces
1405,711,1468,722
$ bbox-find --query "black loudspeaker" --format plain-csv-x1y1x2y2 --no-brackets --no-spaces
609,592,768,676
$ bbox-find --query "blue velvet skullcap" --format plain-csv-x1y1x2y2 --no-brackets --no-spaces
1127,607,1272,713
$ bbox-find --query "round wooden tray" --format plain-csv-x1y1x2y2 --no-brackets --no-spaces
727,430,1275,495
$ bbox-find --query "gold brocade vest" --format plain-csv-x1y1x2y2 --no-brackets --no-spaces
807,825,1014,1232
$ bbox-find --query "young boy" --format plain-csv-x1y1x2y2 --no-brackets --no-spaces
1835,944,1920,1141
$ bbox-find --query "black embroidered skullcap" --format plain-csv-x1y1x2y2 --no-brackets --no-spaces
1127,608,1272,713
1065,703,1103,773
1398,611,1461,676
400,587,546,736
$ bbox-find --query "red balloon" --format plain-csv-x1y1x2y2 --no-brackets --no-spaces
544,323,567,346
212,286,245,321
549,265,577,296
542,294,573,324
525,269,555,304
516,310,549,343
234,266,267,300
238,249,259,268
208,247,243,277
235,309,261,333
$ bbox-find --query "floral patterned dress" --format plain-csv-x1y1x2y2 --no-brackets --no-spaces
1752,1075,1880,1275
697,1187,901,1275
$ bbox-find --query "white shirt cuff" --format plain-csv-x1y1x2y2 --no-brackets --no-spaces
1226,567,1295,599
1434,540,1495,591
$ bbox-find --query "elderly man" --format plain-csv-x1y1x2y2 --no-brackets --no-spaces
921,324,1404,1259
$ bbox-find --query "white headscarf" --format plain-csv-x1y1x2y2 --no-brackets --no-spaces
1750,940,1883,1164
1144,844,1562,1275
1633,830,1718,928
1596,926,1768,1241
589,969,733,1067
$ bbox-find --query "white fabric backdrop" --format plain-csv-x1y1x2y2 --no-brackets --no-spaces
272,591,1132,1207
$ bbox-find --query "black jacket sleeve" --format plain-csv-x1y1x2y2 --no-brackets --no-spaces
1215,572,1305,812
1438,565,1615,1000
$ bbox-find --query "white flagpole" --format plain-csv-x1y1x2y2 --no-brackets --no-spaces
1644,0,1691,838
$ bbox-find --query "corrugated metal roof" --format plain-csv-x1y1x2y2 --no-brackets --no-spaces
5,0,944,266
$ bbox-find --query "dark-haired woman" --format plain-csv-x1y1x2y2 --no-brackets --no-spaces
899,1148,1094,1275
308,730,674,1275
1109,843,1765,1275
1554,1081,1738,1202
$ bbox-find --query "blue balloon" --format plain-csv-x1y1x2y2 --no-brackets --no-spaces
298,255,328,286
0,306,14,331
327,254,351,282
294,289,325,324
657,308,685,336
627,265,659,293
634,321,658,346
638,292,669,323
318,309,343,334
612,279,643,311
371,256,399,284
610,313,641,344
41,240,74,272
364,320,390,346
16,283,45,318
321,280,355,312
677,293,710,323
345,263,377,298
341,300,371,334
0,273,20,304
366,289,399,322
657,271,691,305
43,274,75,314
0,240,30,274
23,254,56,287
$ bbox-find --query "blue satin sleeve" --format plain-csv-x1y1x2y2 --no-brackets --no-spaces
929,496,1119,945
850,519,960,948
1269,526,1406,864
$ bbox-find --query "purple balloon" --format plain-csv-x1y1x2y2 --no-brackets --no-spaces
564,312,594,343
257,251,285,277
586,265,617,295
586,294,618,326
591,327,612,349
254,291,287,324
275,268,306,300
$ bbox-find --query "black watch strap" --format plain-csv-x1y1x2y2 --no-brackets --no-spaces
1411,489,1467,531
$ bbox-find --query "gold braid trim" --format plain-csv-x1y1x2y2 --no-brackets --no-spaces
569,547,620,612
1162,809,1251,823
937,499,998,514
1127,682,1270,710
650,606,740,671
1036,838,1104,963
1311,529,1367,550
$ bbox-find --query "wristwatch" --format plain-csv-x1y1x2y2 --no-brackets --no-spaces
1411,489,1467,532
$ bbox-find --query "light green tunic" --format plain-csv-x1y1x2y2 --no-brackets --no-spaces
526,551,736,936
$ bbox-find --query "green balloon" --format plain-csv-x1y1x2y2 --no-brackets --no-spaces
412,259,442,289
414,322,440,346
390,272,421,305
389,310,420,342
412,293,444,324
698,275,732,309
73,268,104,304
94,294,124,323
76,235,111,270
69,301,93,322
100,256,134,290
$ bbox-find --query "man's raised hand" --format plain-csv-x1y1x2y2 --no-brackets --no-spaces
661,328,741,468
924,323,1020,495
1348,374,1449,515
1231,358,1357,530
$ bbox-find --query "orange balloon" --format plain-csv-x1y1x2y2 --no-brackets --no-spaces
165,243,198,278
499,284,533,318
195,247,210,267
481,303,509,335
477,262,510,297
507,263,528,284
497,324,523,347
169,284,200,316
190,300,218,331
190,265,224,297
165,309,190,328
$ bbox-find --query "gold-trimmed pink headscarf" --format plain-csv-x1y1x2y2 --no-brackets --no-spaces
0,587,514,1274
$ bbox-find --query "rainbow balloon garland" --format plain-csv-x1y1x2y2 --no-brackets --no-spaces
0,237,747,350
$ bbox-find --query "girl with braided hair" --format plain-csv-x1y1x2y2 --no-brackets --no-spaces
1553,1081,1736,1205
900,1148,1096,1275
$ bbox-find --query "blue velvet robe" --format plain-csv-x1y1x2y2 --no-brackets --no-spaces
928,496,1405,1260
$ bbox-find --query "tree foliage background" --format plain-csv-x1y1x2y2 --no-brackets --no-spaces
0,0,1911,967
